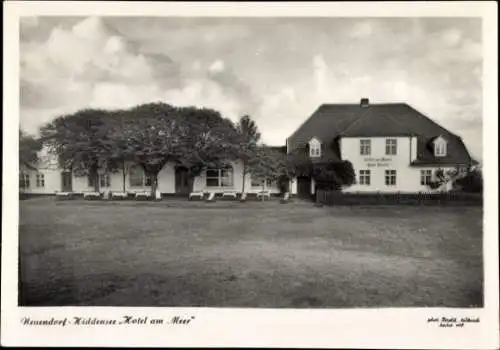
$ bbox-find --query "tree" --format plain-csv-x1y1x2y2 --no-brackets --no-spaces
311,161,356,190
454,168,483,193
19,129,42,169
106,109,135,193
40,109,116,192
120,102,184,197
248,146,288,199
285,145,313,178
235,115,261,194
176,107,240,191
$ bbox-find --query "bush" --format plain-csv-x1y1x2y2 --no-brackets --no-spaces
455,169,483,193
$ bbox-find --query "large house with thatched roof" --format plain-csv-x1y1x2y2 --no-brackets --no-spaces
286,98,478,197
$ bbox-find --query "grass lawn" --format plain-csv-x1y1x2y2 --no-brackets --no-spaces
19,197,483,308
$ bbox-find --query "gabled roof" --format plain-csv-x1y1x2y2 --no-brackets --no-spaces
287,102,477,166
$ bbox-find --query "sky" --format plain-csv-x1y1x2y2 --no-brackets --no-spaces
20,16,483,160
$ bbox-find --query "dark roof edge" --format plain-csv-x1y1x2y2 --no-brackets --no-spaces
405,103,461,138
410,161,477,167
339,133,416,138
287,105,323,142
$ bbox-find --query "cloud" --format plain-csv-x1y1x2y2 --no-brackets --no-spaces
349,21,374,38
441,28,463,47
209,60,225,74
20,17,257,134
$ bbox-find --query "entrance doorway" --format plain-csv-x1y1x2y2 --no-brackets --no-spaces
297,176,312,199
61,172,72,192
175,167,191,195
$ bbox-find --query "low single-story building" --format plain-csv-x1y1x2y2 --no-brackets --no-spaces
19,148,282,196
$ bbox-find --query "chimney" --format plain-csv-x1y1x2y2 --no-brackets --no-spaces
360,98,369,107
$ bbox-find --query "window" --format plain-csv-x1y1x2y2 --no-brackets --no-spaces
206,165,233,188
386,139,397,155
360,139,371,155
36,173,45,188
458,166,468,175
309,141,321,157
434,142,447,157
385,170,397,186
99,173,111,188
420,170,432,185
359,170,371,185
88,175,95,188
252,177,275,188
129,166,145,187
266,178,275,187
251,177,264,187
19,172,30,188
434,137,447,157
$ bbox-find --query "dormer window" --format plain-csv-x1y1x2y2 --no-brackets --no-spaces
433,136,447,157
309,138,321,158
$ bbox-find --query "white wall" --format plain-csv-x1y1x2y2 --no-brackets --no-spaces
19,167,61,194
21,156,283,195
340,136,456,193
72,162,177,194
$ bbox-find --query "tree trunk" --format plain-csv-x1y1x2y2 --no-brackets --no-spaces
122,159,127,193
150,172,159,200
241,162,247,194
261,182,265,202
90,164,100,193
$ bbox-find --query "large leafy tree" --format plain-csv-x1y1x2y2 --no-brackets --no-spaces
177,107,240,190
40,109,116,192
19,129,42,169
120,102,185,196
235,115,261,194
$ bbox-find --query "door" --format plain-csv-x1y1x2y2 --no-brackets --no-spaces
297,176,312,199
175,167,191,195
61,172,72,192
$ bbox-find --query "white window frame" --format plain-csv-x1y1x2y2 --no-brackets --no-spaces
20,172,30,189
434,137,447,157
359,170,371,186
309,138,321,158
129,165,151,187
385,169,397,186
206,165,234,188
99,173,111,188
385,138,397,155
360,139,371,155
420,169,432,185
36,173,45,188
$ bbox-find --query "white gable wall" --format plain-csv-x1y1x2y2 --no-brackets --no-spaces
340,136,456,193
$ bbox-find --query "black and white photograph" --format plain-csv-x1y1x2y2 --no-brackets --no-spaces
2,1,499,348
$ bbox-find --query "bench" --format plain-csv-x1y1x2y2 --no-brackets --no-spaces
55,192,74,200
256,190,271,200
83,192,102,200
135,192,151,201
189,191,205,200
221,191,237,200
111,192,128,200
